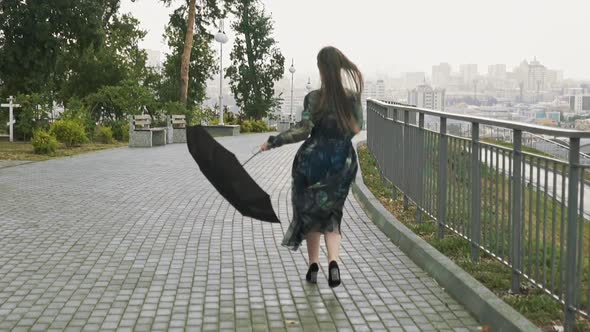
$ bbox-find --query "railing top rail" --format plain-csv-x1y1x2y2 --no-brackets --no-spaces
368,98,590,138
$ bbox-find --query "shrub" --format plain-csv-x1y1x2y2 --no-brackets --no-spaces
240,120,253,133
31,130,59,155
209,117,220,126
94,126,115,144
62,97,95,135
104,120,129,142
50,120,89,147
251,120,269,133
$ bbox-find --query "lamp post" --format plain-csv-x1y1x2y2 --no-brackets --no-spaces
289,59,296,124
214,20,229,125
306,77,312,92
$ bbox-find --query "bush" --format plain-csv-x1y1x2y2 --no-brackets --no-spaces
62,98,95,135
94,126,115,144
209,117,220,126
31,130,59,155
251,120,269,133
50,120,89,147
104,120,129,142
240,120,253,133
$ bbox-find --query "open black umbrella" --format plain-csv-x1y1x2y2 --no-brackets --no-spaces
186,125,280,223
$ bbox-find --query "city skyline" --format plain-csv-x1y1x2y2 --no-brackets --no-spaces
121,0,590,80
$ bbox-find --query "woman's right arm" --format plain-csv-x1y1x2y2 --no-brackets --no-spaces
351,94,364,134
263,92,315,150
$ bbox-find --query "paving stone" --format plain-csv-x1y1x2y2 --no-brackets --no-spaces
0,134,480,331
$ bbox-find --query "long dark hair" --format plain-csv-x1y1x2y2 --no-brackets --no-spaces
315,46,364,132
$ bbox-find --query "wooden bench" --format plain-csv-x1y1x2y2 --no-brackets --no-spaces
128,115,167,147
166,115,187,144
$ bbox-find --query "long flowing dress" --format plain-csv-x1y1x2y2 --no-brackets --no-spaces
266,90,363,251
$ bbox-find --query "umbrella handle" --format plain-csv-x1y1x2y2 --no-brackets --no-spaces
242,149,262,166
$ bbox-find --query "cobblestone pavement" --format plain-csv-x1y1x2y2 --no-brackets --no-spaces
0,134,480,331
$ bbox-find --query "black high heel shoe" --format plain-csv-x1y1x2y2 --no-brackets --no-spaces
328,261,341,288
306,263,319,284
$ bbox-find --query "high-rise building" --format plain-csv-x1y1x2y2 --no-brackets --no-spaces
365,80,386,100
460,64,478,85
513,58,549,92
432,63,451,87
145,49,162,70
408,84,445,111
488,64,507,80
528,57,546,92
402,72,426,90
545,69,563,89
569,95,590,112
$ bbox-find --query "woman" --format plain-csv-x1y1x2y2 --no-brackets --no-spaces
260,46,363,288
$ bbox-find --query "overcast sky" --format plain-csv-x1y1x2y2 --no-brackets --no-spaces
120,0,590,80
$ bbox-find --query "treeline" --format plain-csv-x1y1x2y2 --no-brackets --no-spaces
0,0,285,142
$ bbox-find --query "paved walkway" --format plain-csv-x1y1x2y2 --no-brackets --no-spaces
0,134,479,331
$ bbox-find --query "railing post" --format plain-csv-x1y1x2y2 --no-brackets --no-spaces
417,113,425,223
403,110,410,209
471,123,481,262
511,130,523,294
437,117,448,239
564,137,580,332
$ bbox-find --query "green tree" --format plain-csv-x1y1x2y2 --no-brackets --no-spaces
59,14,149,101
156,0,226,106
85,79,158,122
0,0,151,104
13,93,52,141
226,0,285,120
158,5,217,108
0,0,120,97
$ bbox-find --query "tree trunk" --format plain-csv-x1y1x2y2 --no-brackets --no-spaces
180,0,197,106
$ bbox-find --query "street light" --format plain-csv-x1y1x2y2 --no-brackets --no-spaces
214,20,229,125
289,59,296,124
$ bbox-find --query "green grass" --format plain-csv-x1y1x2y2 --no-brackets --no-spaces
358,143,590,331
0,140,127,161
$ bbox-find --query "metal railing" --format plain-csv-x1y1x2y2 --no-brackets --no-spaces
366,99,590,331
424,122,590,165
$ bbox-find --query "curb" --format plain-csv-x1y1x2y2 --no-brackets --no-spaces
352,140,541,332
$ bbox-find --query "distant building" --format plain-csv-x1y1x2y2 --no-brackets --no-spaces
545,69,563,88
569,95,590,112
402,72,426,90
459,64,478,85
527,57,546,92
546,111,561,122
514,57,547,92
488,64,507,80
408,84,446,111
145,49,162,70
432,63,451,87
365,80,386,100
575,119,590,130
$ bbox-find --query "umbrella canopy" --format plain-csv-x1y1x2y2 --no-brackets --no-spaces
186,125,280,223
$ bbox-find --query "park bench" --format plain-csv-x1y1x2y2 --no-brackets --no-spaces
128,114,167,147
166,114,187,144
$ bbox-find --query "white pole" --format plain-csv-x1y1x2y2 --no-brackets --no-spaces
9,96,14,142
290,72,294,123
219,39,224,126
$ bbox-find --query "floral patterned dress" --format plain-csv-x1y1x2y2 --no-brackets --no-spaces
267,90,363,251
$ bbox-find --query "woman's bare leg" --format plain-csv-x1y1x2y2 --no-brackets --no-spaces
306,232,321,264
324,231,341,263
